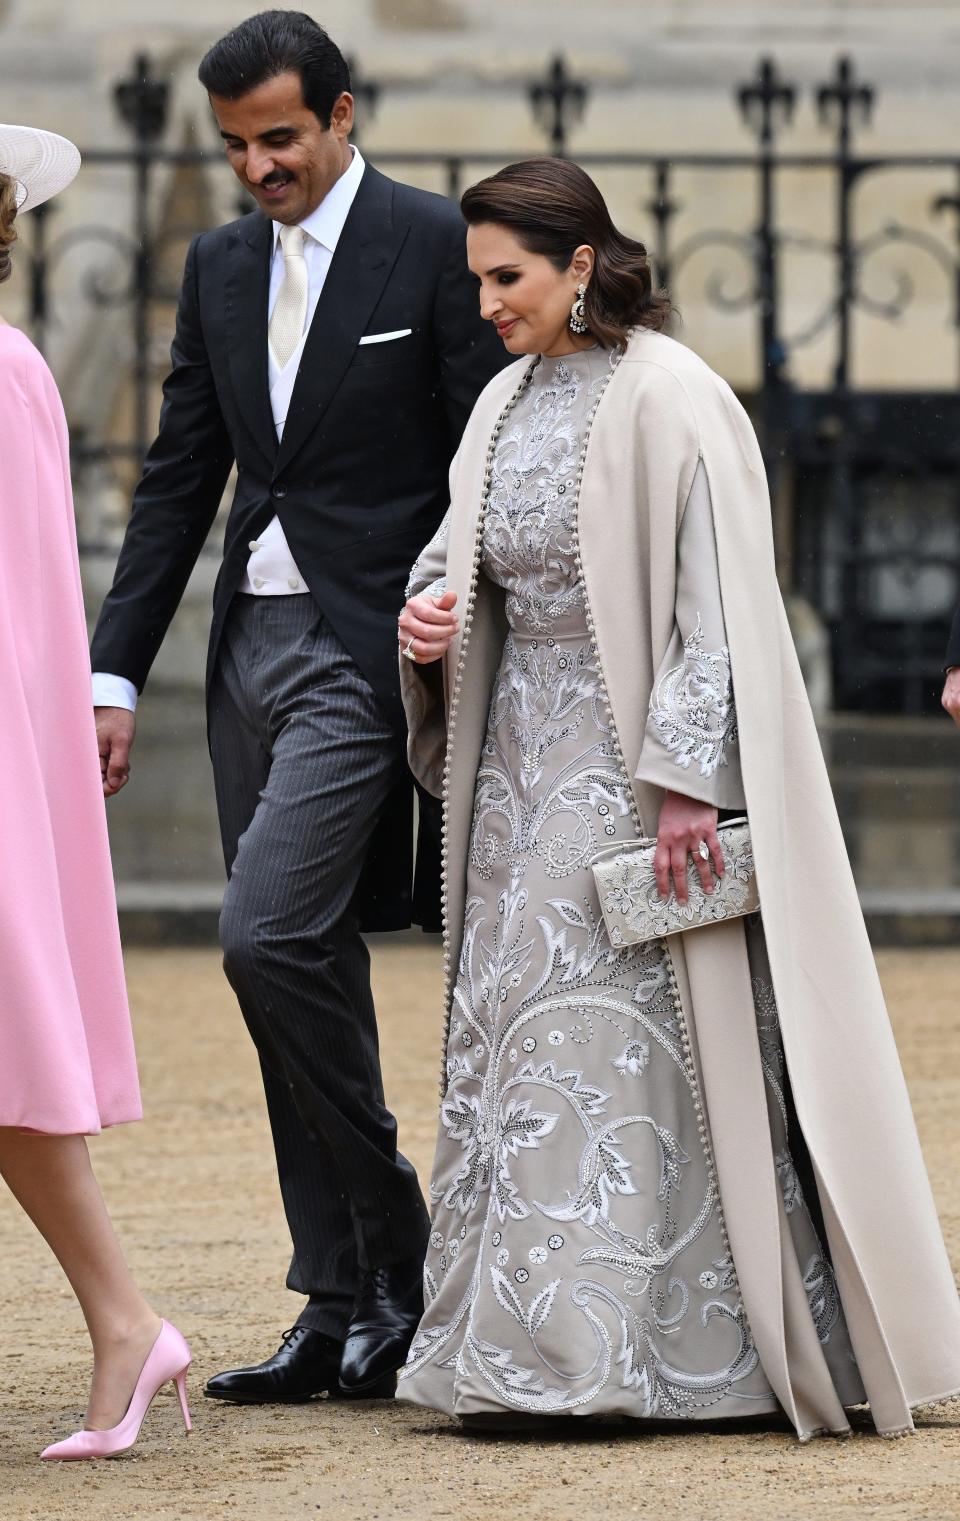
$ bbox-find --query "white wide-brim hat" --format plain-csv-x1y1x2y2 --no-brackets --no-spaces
0,124,80,213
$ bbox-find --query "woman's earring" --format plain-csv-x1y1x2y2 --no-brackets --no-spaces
569,282,589,335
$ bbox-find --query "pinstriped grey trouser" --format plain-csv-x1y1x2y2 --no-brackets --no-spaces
208,594,430,1340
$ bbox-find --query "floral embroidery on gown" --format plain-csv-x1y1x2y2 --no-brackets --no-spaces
400,347,862,1420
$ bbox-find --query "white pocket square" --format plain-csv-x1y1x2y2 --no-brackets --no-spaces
358,328,412,345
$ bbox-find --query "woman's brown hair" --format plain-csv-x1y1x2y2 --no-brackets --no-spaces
460,157,670,348
0,172,18,286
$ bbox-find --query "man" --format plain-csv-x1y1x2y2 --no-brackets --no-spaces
942,611,960,726
91,9,506,1404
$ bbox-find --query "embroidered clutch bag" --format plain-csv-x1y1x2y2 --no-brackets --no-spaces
591,817,758,946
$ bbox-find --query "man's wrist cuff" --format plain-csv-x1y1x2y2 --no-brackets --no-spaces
91,672,138,712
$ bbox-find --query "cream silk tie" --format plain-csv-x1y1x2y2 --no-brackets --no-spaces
269,223,308,372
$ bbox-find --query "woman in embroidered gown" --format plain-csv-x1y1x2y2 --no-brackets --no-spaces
396,159,960,1436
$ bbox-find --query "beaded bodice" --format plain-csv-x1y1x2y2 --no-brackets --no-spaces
481,345,615,636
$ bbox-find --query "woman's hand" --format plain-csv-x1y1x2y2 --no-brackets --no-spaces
398,589,459,665
654,789,724,904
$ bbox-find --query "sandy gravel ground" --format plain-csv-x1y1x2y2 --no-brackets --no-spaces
1,942,958,1521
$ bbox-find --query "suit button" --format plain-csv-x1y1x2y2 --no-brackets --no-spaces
248,540,261,552
272,483,288,499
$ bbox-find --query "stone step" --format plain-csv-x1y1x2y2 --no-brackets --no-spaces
822,713,960,771
831,769,960,821
113,884,959,950
117,883,223,946
823,716,960,895
841,820,960,892
828,754,960,892
103,700,960,943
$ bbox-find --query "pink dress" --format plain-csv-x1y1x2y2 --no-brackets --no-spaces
0,324,141,1133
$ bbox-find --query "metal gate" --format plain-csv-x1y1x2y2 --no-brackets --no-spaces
15,51,960,714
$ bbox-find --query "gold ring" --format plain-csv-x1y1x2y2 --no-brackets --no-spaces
402,637,417,662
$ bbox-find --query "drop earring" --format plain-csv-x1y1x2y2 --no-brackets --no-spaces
569,282,589,335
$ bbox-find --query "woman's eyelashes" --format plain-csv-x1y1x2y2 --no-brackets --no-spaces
497,272,519,285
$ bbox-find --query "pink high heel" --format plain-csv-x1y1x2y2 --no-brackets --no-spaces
40,1320,192,1461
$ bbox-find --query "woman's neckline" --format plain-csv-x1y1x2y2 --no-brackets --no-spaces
539,344,601,362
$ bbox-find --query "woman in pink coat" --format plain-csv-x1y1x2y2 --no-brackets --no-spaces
0,125,190,1461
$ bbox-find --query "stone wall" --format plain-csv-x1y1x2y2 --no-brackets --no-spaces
2,2,959,393
2,1,958,922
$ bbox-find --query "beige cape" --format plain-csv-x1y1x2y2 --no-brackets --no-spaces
403,328,960,1438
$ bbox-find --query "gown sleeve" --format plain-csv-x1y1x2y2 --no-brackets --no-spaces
405,508,450,602
634,459,746,810
400,508,452,798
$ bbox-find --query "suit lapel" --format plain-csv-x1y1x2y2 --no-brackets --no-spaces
276,166,411,473
225,213,277,466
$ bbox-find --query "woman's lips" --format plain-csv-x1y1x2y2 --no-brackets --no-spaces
495,319,518,338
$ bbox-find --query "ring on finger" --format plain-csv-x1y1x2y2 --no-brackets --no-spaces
698,840,710,861
402,636,418,663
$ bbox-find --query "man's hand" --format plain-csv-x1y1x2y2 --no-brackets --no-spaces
654,789,724,904
942,668,960,728
95,706,136,797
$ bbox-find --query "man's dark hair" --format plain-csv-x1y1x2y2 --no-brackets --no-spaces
198,10,351,127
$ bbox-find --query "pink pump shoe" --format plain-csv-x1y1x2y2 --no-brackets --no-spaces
40,1320,192,1462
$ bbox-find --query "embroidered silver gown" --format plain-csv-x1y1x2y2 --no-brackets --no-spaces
400,346,863,1421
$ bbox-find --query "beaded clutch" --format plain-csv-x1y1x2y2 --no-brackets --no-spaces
591,817,759,946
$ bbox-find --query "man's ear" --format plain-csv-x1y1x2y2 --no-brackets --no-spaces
330,91,355,138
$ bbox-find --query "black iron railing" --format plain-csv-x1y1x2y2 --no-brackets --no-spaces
14,52,960,714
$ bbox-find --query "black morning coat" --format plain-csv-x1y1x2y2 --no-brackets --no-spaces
946,608,960,671
90,163,509,930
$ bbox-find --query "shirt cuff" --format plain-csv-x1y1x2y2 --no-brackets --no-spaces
92,672,138,712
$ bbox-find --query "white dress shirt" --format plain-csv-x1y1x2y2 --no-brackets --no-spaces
92,148,367,713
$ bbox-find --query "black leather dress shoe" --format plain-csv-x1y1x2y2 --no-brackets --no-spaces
204,1326,344,1404
339,1258,424,1394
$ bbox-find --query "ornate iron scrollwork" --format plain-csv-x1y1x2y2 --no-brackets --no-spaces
18,47,960,711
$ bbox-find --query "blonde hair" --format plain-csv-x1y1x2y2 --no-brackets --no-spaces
0,172,19,285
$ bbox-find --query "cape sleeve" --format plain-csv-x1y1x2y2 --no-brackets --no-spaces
634,459,746,810
400,505,452,799
404,508,450,602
